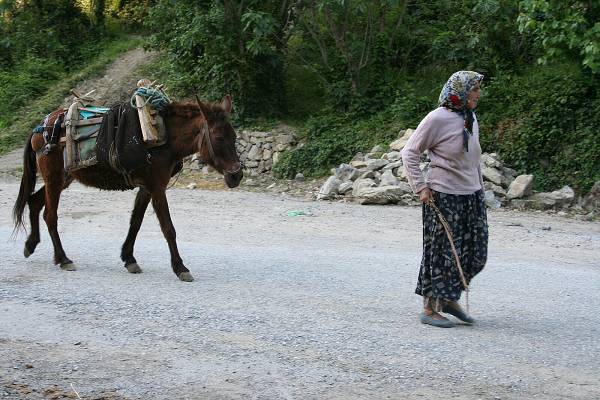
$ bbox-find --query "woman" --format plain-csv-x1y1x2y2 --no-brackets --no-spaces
401,71,488,328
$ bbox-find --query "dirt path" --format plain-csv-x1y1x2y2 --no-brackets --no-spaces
0,180,599,400
0,47,157,180
65,47,158,107
1,47,599,400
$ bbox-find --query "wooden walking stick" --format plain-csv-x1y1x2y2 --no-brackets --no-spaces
427,198,470,313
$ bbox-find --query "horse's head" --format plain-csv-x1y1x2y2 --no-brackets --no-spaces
194,95,243,188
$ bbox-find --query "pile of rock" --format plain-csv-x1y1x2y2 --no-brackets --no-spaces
236,128,296,175
317,128,596,214
317,129,417,205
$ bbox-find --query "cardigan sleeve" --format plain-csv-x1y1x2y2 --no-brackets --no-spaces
401,111,439,194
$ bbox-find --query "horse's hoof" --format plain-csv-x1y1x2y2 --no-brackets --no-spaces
24,246,32,258
60,263,77,271
178,272,194,282
125,263,142,274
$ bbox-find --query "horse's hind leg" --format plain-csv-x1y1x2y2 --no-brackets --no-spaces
121,188,151,274
23,186,46,257
43,178,75,271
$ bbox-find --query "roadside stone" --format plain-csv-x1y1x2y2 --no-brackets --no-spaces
350,160,368,169
507,174,534,199
382,160,403,172
582,181,600,211
517,186,575,210
359,171,377,180
338,181,354,194
352,178,377,197
546,186,575,206
389,129,414,151
484,182,507,197
383,151,403,162
317,176,342,200
484,190,501,209
370,145,386,154
295,173,305,182
334,164,360,181
502,166,518,178
481,166,504,186
368,145,386,158
366,159,389,171
481,153,502,169
501,174,515,188
379,170,398,186
357,186,407,205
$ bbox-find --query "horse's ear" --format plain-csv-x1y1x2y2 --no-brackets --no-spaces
220,95,232,116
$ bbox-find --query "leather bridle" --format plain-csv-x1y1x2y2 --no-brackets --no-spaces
195,98,242,176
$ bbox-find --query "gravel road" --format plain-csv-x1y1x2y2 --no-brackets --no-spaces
0,173,599,399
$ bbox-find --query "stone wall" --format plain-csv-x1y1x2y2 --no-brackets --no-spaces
236,129,296,176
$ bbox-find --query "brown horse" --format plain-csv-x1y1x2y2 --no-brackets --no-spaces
13,95,243,282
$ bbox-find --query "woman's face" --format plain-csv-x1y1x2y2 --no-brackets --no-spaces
467,83,481,109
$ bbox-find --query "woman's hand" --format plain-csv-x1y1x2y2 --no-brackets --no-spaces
419,187,432,204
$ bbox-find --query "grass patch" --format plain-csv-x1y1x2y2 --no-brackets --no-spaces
0,36,143,155
272,110,405,179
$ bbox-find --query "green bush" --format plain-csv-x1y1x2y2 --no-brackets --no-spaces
0,57,63,121
478,63,600,193
0,36,142,155
272,111,402,179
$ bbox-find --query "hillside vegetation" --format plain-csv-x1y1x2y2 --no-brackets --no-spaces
1,0,598,193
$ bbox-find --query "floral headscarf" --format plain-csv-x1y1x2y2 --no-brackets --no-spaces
438,71,484,152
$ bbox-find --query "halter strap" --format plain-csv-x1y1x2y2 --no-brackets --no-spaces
199,117,216,161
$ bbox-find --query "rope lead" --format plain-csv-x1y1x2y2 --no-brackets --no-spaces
130,86,171,112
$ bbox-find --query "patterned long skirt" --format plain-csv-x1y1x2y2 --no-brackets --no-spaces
416,190,488,310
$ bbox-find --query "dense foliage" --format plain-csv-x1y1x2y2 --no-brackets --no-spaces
478,64,600,192
1,0,598,193
145,0,289,119
0,0,131,133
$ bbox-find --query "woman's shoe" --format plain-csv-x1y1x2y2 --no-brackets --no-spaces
442,304,475,324
419,313,455,328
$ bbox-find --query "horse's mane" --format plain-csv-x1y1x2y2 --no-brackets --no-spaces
166,101,227,122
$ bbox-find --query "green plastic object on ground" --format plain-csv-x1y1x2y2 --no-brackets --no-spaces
287,210,309,217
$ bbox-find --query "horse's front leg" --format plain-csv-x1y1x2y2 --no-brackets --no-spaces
121,188,152,274
151,188,193,282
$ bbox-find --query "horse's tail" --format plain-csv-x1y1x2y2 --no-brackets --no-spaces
13,133,37,234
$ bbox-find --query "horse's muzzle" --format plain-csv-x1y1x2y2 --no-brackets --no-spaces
224,168,243,188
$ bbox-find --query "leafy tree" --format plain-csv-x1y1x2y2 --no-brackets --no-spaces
145,0,293,119
291,0,409,111
0,0,94,69
518,0,600,73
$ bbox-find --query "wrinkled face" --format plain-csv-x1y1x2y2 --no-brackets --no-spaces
467,83,481,110
197,96,243,188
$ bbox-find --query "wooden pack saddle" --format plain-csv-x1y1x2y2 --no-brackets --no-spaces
61,80,167,172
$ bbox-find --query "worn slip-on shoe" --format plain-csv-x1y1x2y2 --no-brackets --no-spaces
442,305,475,324
419,313,455,328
